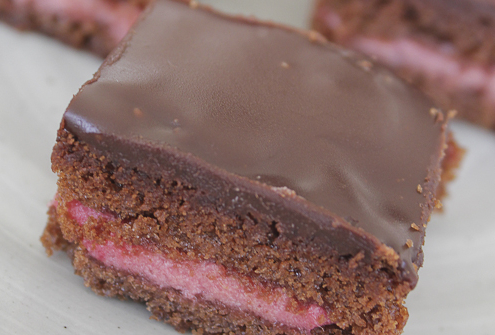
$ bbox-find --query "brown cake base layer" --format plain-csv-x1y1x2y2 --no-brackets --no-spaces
312,0,495,129
43,206,357,335
42,121,464,334
0,0,148,56
41,128,444,335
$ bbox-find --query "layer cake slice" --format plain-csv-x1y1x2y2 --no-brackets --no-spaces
0,0,149,56
312,0,495,129
41,0,462,334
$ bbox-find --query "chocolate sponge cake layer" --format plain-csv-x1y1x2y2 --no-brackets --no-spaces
45,130,413,334
43,0,460,334
43,205,364,335
312,0,495,129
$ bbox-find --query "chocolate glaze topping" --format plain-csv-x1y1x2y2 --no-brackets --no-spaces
63,0,447,284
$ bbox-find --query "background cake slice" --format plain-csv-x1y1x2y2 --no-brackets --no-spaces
41,0,461,334
312,0,495,129
0,0,149,56
4,0,495,130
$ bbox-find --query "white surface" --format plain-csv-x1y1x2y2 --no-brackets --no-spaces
0,1,494,334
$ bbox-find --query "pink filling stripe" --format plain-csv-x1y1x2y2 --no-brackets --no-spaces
66,200,332,331
12,0,141,43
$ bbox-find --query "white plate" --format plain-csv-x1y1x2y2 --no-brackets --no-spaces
0,1,494,334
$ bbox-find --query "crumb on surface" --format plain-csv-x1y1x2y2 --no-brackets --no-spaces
429,107,444,122
429,108,439,117
308,30,320,42
189,0,199,9
357,60,373,71
447,109,458,119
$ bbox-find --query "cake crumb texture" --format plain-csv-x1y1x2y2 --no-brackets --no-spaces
42,124,462,334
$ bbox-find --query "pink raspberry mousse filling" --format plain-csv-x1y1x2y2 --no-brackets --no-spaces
12,0,141,43
65,200,333,331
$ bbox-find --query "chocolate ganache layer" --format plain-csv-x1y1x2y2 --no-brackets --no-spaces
62,0,447,285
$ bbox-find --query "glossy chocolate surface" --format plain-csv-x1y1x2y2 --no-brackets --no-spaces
63,0,446,283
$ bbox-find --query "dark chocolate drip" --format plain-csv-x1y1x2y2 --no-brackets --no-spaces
64,0,446,284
